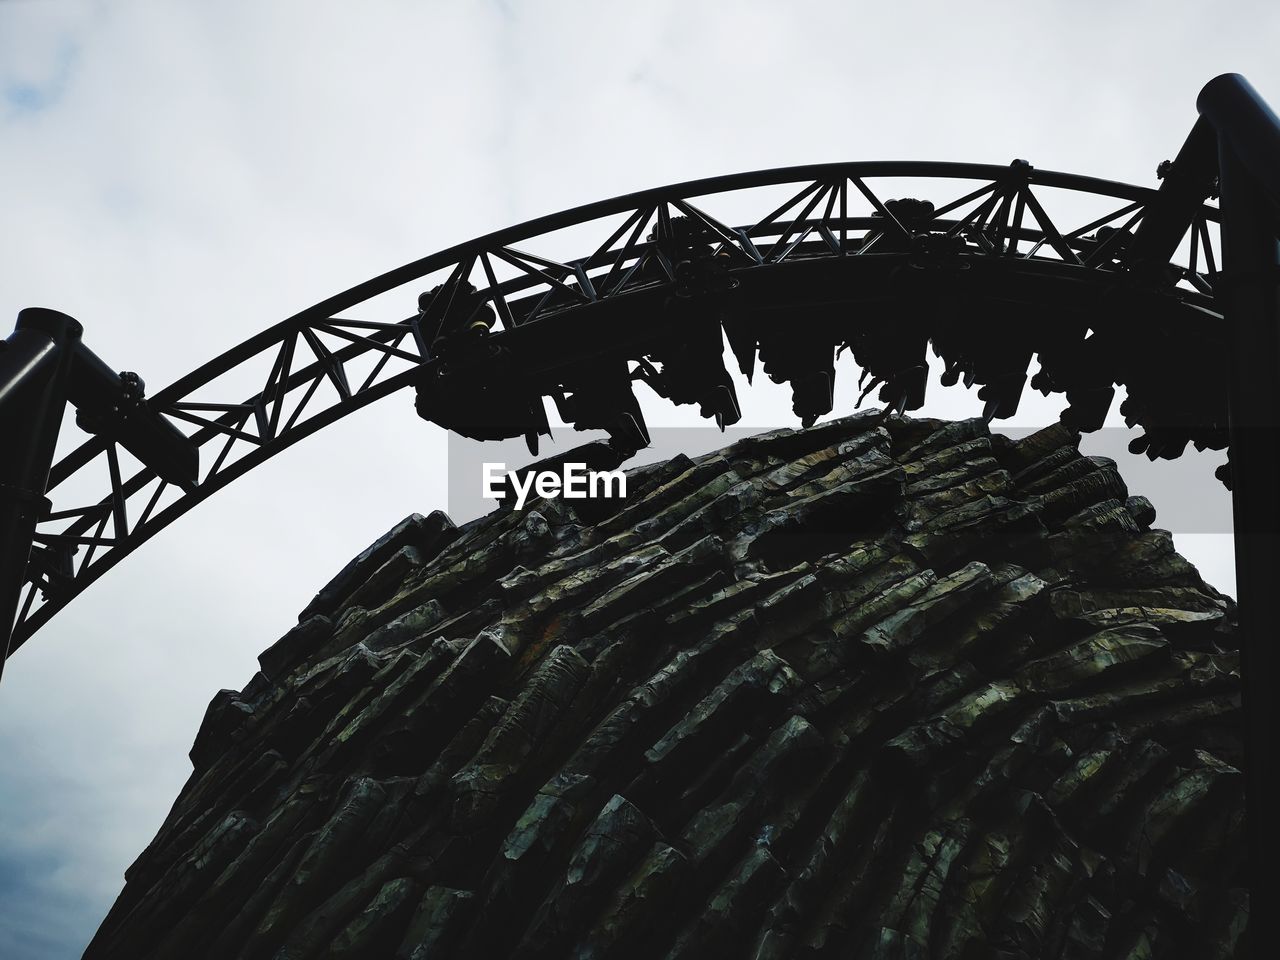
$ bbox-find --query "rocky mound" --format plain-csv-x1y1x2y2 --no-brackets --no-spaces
85,414,1247,959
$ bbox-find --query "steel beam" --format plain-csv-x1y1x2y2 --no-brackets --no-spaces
1216,143,1276,959
1200,72,1280,955
0,308,82,683
1200,73,1280,216
1123,117,1218,279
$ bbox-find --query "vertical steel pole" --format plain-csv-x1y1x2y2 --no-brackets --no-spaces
0,308,82,684
1198,73,1280,952
1215,140,1277,956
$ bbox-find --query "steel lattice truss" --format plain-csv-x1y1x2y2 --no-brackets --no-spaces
11,160,1224,648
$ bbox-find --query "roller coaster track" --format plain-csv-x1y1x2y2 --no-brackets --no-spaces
6,159,1227,650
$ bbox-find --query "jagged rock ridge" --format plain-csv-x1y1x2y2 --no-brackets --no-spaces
86,414,1246,959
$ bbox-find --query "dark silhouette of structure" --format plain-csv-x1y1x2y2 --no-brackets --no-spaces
0,160,1234,653
2,73,1276,952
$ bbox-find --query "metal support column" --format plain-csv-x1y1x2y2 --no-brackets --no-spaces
1199,72,1280,954
0,308,82,684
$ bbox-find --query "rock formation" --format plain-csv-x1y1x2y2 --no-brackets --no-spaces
84,414,1246,959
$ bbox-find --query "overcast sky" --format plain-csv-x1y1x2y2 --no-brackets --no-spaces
1,1,1274,956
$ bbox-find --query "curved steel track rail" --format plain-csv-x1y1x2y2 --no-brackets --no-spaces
10,160,1224,649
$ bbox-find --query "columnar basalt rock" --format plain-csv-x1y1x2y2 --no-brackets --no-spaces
85,414,1246,960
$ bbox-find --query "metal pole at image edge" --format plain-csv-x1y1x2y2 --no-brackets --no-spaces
1199,72,1280,955
0,308,82,684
